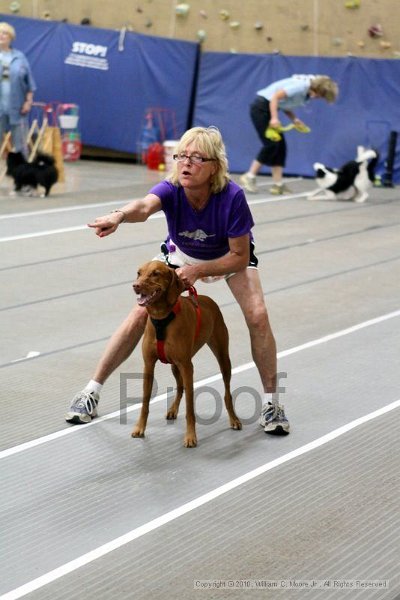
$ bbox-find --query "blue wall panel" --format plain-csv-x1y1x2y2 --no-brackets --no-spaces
194,52,400,182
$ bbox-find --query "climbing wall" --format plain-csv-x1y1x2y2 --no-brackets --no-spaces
4,0,400,57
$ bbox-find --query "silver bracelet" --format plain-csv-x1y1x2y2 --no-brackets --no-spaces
110,209,126,223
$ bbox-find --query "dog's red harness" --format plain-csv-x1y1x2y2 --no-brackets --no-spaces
150,286,201,364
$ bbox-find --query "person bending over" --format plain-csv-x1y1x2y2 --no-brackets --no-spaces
240,74,338,195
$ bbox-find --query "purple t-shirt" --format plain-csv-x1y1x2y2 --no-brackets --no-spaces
149,180,254,260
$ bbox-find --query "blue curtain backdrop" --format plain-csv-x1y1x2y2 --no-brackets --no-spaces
2,14,399,181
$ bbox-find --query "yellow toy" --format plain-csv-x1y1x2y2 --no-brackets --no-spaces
265,122,311,141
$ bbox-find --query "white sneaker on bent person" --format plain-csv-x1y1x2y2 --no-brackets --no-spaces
269,183,293,195
240,173,258,193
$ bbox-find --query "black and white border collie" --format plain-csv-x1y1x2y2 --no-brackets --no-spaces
309,147,378,203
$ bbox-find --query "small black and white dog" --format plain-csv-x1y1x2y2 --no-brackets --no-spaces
309,147,378,203
7,151,58,197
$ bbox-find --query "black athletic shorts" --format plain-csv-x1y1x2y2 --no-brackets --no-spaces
250,96,287,167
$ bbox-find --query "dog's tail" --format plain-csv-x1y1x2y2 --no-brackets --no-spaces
356,148,379,182
356,148,377,163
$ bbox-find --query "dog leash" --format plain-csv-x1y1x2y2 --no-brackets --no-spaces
188,286,202,342
150,286,201,364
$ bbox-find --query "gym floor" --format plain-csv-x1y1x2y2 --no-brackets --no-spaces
1,161,399,599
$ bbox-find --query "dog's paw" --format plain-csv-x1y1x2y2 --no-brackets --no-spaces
230,418,242,430
166,409,178,420
354,193,368,203
131,427,145,438
183,435,197,448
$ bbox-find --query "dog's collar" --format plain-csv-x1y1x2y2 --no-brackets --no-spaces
150,287,201,364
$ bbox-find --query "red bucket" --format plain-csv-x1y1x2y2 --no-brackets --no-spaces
62,137,82,161
146,142,164,170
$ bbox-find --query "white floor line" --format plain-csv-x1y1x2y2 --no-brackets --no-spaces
256,176,303,188
0,198,139,220
0,225,90,242
1,308,399,461
0,191,312,242
248,191,311,204
2,397,400,600
0,211,165,243
0,182,306,222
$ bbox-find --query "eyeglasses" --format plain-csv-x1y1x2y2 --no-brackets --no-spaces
173,153,215,165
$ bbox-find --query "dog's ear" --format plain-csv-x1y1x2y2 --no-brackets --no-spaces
166,268,185,306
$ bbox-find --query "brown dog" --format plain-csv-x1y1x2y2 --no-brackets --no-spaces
131,260,242,447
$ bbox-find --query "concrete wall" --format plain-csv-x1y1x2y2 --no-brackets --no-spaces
1,0,399,58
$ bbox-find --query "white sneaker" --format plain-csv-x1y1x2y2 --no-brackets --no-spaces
240,173,258,193
65,390,99,424
270,183,292,195
259,402,290,435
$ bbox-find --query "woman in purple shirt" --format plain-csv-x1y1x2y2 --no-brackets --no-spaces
66,126,290,434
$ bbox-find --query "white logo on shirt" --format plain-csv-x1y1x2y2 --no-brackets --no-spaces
179,229,215,242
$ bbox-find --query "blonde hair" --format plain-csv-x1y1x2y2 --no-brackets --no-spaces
168,126,230,194
310,76,338,103
0,22,16,41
